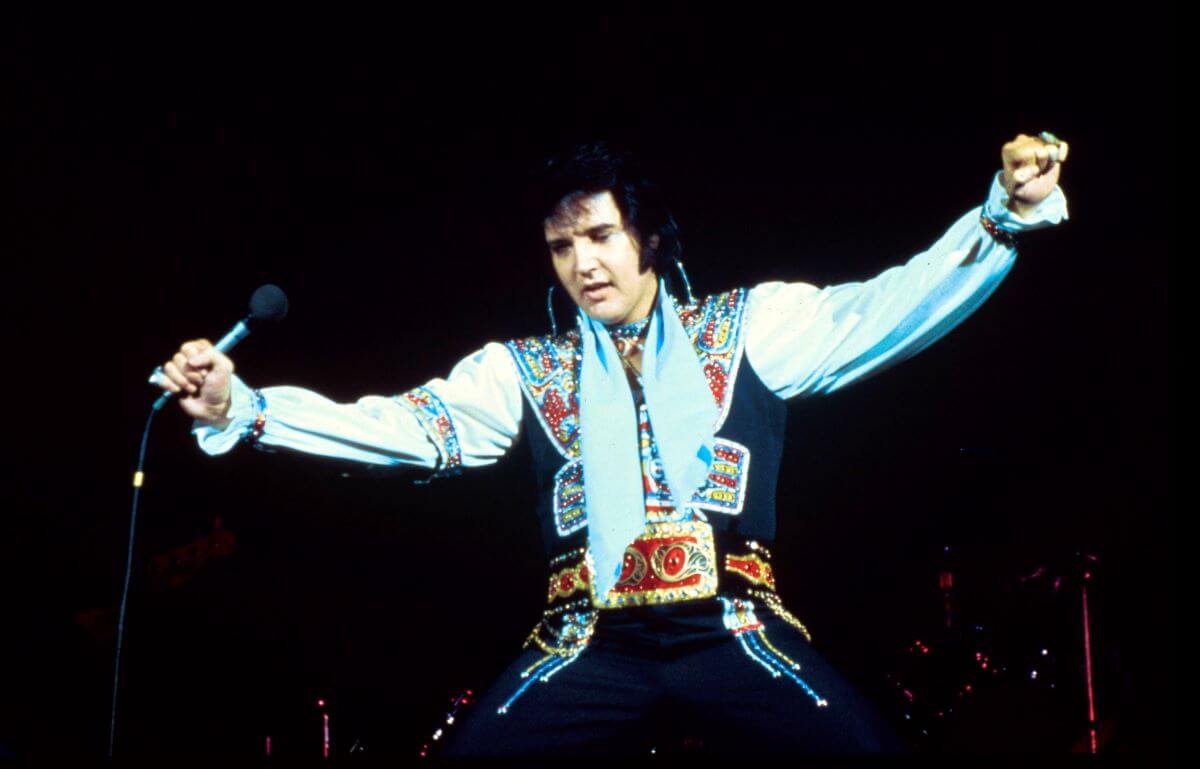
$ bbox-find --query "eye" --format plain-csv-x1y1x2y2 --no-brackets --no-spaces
592,232,612,243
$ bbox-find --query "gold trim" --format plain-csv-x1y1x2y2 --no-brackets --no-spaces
724,552,776,589
590,520,719,609
748,588,813,642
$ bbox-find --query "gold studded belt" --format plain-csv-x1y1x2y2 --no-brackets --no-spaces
545,520,795,611
546,520,718,609
536,522,813,653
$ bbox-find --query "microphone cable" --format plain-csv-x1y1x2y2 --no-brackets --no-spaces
109,391,170,757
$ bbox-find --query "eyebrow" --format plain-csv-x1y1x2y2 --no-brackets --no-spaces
546,224,618,247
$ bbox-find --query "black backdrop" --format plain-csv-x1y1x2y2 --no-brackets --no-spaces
6,6,1173,762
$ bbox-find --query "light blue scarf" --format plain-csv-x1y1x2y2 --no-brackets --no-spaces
578,279,718,598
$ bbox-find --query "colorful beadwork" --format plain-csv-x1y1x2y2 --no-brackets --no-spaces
544,387,750,539
547,558,590,602
497,650,586,715
747,588,814,642
720,597,827,708
640,403,686,522
590,520,719,609
726,541,813,642
248,388,269,443
505,332,582,459
979,214,1017,248
725,551,776,589
552,459,587,536
548,547,587,569
507,604,598,715
505,289,749,461
690,439,750,515
674,288,748,429
396,387,463,479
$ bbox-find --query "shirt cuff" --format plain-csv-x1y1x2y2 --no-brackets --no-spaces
982,170,1069,233
192,374,258,456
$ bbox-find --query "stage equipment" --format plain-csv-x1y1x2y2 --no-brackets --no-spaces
111,284,288,758
146,283,288,408
883,546,1105,753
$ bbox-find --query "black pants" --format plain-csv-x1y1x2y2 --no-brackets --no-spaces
442,599,903,756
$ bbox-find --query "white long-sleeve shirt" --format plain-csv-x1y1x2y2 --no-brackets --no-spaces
194,171,1067,473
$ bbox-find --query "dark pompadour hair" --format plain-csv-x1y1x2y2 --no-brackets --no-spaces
534,142,682,274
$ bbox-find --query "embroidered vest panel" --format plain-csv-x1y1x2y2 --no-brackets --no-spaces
506,288,787,558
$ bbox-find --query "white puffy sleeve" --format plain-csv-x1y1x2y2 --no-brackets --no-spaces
744,171,1068,399
191,341,523,478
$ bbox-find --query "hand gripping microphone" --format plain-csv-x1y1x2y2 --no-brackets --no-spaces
148,284,289,410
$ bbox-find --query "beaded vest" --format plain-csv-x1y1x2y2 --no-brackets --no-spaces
494,288,819,706
505,288,789,552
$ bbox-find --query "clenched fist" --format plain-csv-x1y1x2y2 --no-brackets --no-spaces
1002,132,1068,218
158,339,235,429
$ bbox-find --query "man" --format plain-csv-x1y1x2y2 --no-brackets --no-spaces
158,135,1068,754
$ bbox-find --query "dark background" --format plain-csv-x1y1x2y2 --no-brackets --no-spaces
6,5,1173,762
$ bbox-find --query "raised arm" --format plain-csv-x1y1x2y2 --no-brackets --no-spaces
158,340,522,478
745,160,1068,399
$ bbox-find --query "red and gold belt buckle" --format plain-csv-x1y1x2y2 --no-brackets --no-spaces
590,520,719,609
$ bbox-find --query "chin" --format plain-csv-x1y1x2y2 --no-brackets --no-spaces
581,304,627,325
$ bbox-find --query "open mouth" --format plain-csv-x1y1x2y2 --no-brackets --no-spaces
582,282,611,301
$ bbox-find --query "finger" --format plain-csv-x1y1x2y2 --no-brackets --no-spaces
163,361,198,394
180,338,213,358
1012,160,1038,185
196,347,235,375
180,339,215,361
188,350,216,369
1012,162,1061,203
173,352,206,385
1006,142,1037,183
1035,144,1052,174
1058,141,1069,163
157,369,182,393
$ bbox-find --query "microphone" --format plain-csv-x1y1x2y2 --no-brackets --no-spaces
148,284,289,408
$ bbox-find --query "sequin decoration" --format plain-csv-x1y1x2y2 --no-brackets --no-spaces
396,387,463,479
547,557,590,602
552,459,587,536
640,404,686,522
504,608,597,715
505,289,749,459
725,551,776,589
979,214,1017,248
675,288,749,429
689,438,750,515
727,541,813,642
748,588,814,643
246,388,269,445
720,597,827,708
505,332,582,459
590,520,719,609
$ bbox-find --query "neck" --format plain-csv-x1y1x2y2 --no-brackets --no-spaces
602,278,660,329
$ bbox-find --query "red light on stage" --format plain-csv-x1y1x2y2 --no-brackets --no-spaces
317,699,326,708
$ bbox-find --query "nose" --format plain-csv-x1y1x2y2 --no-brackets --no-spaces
574,240,601,277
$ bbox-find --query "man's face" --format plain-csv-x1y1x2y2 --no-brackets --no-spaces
544,190,659,326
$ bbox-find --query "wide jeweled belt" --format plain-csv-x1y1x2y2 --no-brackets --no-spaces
530,520,813,658
546,520,718,609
